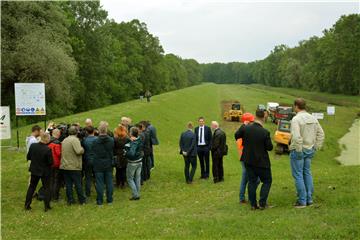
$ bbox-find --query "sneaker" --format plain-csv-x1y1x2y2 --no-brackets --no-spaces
294,202,306,209
239,200,247,204
307,202,313,207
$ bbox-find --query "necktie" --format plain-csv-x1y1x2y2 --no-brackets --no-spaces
200,127,203,144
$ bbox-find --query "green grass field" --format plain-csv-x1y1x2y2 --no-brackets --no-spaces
1,83,359,239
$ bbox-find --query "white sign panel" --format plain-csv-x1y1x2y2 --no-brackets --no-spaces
327,106,335,115
0,106,11,139
15,83,46,115
312,112,324,120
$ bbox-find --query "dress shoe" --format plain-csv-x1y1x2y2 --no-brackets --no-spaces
129,197,140,201
251,205,259,210
44,206,52,212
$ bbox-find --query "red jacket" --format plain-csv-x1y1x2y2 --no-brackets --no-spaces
48,139,61,168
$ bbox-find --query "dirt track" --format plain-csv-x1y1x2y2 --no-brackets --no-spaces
221,100,243,132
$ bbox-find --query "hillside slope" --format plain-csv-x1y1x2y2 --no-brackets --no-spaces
2,83,359,239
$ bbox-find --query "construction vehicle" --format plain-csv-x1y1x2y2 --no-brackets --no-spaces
223,102,244,122
257,104,269,122
274,119,292,154
266,102,279,122
273,106,294,124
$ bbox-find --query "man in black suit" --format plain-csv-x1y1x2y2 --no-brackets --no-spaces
25,133,53,212
235,110,273,210
194,117,212,179
179,122,197,184
211,121,227,183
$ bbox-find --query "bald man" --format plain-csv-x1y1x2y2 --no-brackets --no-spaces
210,121,227,183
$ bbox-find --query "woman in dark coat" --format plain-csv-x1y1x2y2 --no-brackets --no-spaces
114,125,130,188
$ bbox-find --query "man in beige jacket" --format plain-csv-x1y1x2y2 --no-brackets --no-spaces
60,126,86,205
290,98,325,208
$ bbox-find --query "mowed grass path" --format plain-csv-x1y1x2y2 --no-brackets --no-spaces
1,83,359,239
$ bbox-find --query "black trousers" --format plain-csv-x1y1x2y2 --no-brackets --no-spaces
141,155,151,182
197,146,210,178
83,164,94,197
245,164,272,207
211,152,224,181
184,156,197,182
50,168,62,200
25,175,51,209
115,166,127,187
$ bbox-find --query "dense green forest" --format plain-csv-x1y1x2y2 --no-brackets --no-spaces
202,14,360,96
1,1,202,119
1,1,358,122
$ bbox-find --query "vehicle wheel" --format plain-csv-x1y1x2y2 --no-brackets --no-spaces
275,144,284,154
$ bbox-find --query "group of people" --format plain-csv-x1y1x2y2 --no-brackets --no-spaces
179,118,227,184
24,117,159,211
24,97,324,212
180,98,325,210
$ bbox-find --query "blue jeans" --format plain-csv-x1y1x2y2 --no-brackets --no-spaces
63,170,86,204
95,171,113,205
290,148,315,205
127,162,142,198
239,161,260,201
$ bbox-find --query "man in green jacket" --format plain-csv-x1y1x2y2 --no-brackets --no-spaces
60,126,86,205
125,127,144,200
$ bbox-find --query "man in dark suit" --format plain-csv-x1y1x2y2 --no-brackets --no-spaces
194,117,212,179
235,110,273,210
211,121,227,183
25,133,53,212
179,122,197,184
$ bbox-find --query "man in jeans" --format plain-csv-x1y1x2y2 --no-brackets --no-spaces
290,98,325,208
92,122,114,206
126,127,143,200
60,126,86,205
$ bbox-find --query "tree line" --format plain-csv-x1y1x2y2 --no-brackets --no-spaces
1,2,358,124
1,1,202,120
202,14,359,96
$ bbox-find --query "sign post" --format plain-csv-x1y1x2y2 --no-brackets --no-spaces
0,106,11,141
327,106,335,116
311,112,324,120
14,83,46,149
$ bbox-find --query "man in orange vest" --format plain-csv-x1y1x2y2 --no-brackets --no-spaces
235,113,257,204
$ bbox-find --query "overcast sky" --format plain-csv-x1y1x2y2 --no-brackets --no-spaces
101,0,359,63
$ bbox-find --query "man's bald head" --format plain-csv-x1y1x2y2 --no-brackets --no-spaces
85,118,93,127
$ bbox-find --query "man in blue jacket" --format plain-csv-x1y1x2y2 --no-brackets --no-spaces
92,121,114,206
179,122,197,184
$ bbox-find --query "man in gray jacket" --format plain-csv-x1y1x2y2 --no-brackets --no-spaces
290,98,325,208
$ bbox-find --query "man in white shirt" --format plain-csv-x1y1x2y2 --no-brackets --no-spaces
290,98,325,208
194,117,212,179
26,125,42,153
